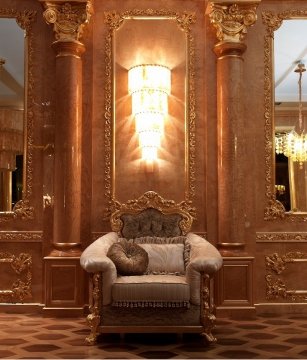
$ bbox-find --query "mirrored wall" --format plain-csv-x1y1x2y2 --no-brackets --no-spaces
0,18,24,212
263,11,307,220
274,19,307,213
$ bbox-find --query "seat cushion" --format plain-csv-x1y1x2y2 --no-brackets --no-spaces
112,274,190,308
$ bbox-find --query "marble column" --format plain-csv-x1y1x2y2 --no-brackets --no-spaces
42,1,92,256
41,0,92,315
207,1,260,317
208,1,260,255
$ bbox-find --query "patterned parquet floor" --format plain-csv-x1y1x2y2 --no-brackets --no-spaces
1,312,307,359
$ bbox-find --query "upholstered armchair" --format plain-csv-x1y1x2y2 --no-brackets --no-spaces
81,191,223,345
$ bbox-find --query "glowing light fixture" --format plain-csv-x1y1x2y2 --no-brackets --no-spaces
275,62,307,167
128,64,171,161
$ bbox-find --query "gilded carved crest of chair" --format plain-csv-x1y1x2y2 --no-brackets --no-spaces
80,191,223,345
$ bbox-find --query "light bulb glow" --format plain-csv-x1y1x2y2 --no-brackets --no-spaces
128,64,171,161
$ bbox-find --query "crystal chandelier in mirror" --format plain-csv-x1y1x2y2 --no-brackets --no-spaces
275,62,307,168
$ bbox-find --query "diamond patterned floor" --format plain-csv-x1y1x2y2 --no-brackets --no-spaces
1,312,307,358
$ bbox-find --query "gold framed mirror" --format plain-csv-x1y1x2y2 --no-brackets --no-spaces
0,8,36,222
263,9,307,221
104,9,196,207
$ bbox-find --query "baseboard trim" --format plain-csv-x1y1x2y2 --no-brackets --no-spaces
216,306,256,318
0,303,44,313
256,303,307,314
42,307,85,317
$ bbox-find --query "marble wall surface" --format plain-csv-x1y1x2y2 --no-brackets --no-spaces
0,0,307,316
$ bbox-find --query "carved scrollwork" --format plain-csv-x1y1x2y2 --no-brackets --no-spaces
43,1,92,41
264,198,285,221
110,191,196,236
0,252,32,303
256,232,307,243
16,9,36,31
262,10,307,222
265,274,287,300
208,3,258,42
265,251,307,302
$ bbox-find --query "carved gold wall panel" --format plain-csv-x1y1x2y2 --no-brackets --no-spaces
265,251,307,302
0,252,32,302
104,9,196,210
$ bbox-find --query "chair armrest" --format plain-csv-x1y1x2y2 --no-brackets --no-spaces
185,233,222,305
186,232,223,275
80,232,118,273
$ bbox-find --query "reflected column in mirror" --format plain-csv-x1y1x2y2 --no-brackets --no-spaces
0,18,24,211
274,19,307,213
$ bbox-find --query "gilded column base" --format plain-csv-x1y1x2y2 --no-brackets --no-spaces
50,242,82,257
217,242,246,256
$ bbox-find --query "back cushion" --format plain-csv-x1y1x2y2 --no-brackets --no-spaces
138,243,185,274
120,208,182,239
132,236,189,275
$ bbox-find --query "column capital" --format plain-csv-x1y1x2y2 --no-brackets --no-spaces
41,1,92,42
207,1,260,43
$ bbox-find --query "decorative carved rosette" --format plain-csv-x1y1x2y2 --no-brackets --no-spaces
208,3,258,42
0,252,32,303
43,1,92,41
110,191,196,236
264,198,285,221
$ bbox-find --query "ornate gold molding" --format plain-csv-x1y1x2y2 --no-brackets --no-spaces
104,9,196,204
43,1,92,41
110,191,196,236
0,8,36,223
257,232,307,243
208,3,258,43
262,10,307,222
0,231,42,241
0,252,32,303
265,251,307,302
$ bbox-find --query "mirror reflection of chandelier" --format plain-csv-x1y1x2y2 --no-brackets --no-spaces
275,62,307,168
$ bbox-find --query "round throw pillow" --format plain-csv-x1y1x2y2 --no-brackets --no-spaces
107,239,149,275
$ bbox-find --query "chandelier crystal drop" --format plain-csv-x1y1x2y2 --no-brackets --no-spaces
275,62,307,167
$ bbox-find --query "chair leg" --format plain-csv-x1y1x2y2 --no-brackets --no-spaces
86,312,101,345
200,274,217,344
85,273,102,345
